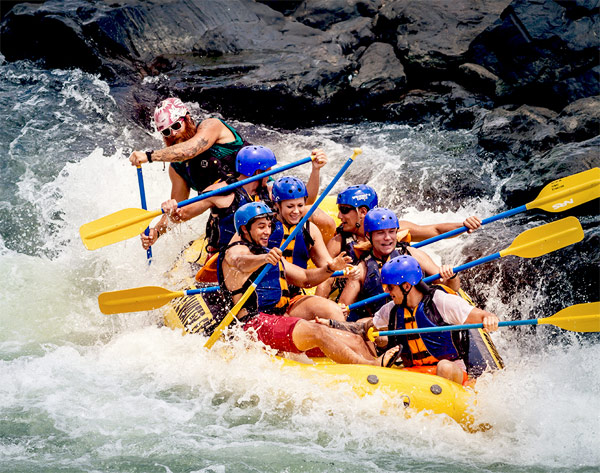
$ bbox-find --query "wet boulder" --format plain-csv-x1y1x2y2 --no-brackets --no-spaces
468,0,600,109
374,0,510,79
293,0,381,30
553,95,600,143
475,105,560,161
500,135,600,212
349,42,406,99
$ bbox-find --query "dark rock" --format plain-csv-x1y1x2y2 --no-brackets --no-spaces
0,0,598,138
350,42,406,97
257,0,303,16
500,135,600,209
375,0,509,80
327,16,375,57
458,63,500,98
382,81,493,129
381,89,446,125
468,0,600,109
553,95,600,143
0,0,354,127
475,104,559,160
293,0,381,30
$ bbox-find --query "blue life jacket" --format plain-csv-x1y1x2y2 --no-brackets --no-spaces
217,240,290,318
387,284,464,366
268,220,314,269
207,181,273,250
348,243,409,321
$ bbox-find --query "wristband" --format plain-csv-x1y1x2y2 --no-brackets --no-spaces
146,150,153,163
154,227,161,238
449,273,457,279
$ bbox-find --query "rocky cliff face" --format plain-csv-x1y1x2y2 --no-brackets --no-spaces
1,0,598,180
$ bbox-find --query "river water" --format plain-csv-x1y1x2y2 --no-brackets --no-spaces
1,59,598,473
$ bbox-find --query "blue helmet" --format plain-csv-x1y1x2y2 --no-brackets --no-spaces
236,146,277,176
364,208,399,234
381,255,423,287
272,176,308,202
336,185,378,210
234,202,274,234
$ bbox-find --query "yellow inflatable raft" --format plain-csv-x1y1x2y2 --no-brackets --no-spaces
163,197,500,430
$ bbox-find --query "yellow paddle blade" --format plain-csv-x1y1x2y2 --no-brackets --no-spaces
528,167,600,213
539,302,600,332
500,216,584,259
80,208,162,250
98,286,185,314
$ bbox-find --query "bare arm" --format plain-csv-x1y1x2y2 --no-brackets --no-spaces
130,118,234,165
226,245,275,274
307,222,331,267
306,149,327,205
337,262,366,306
285,253,351,288
464,307,499,332
152,119,226,163
399,216,482,242
326,233,343,258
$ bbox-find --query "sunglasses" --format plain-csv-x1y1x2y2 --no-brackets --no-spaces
338,205,356,215
161,117,184,137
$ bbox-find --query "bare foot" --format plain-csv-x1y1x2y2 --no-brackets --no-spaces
378,345,401,368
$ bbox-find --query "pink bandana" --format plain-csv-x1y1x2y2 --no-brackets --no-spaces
153,98,189,131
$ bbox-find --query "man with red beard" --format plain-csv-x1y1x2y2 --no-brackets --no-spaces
128,97,249,245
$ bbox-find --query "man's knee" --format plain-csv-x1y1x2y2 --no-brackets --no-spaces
436,360,463,383
291,318,324,351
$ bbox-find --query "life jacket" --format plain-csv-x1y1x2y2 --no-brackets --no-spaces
348,242,410,322
327,228,359,302
267,219,315,297
387,283,466,367
170,120,249,193
205,179,274,251
268,220,315,268
337,227,359,264
217,240,290,319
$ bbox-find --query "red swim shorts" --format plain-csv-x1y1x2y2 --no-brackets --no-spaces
243,312,324,357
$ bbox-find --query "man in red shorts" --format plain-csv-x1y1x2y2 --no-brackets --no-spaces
216,202,399,366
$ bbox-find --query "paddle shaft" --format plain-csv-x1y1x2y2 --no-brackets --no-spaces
412,207,525,248
374,318,540,337
185,286,219,296
348,252,501,311
136,166,153,263
204,150,361,349
176,156,313,210
412,169,598,248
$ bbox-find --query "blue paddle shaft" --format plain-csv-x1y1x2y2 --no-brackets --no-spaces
173,156,313,210
412,205,527,248
184,286,220,296
377,318,538,337
348,252,502,310
136,166,152,262
246,155,357,294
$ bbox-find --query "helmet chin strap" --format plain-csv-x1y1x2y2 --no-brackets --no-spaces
399,284,413,308
242,225,262,249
